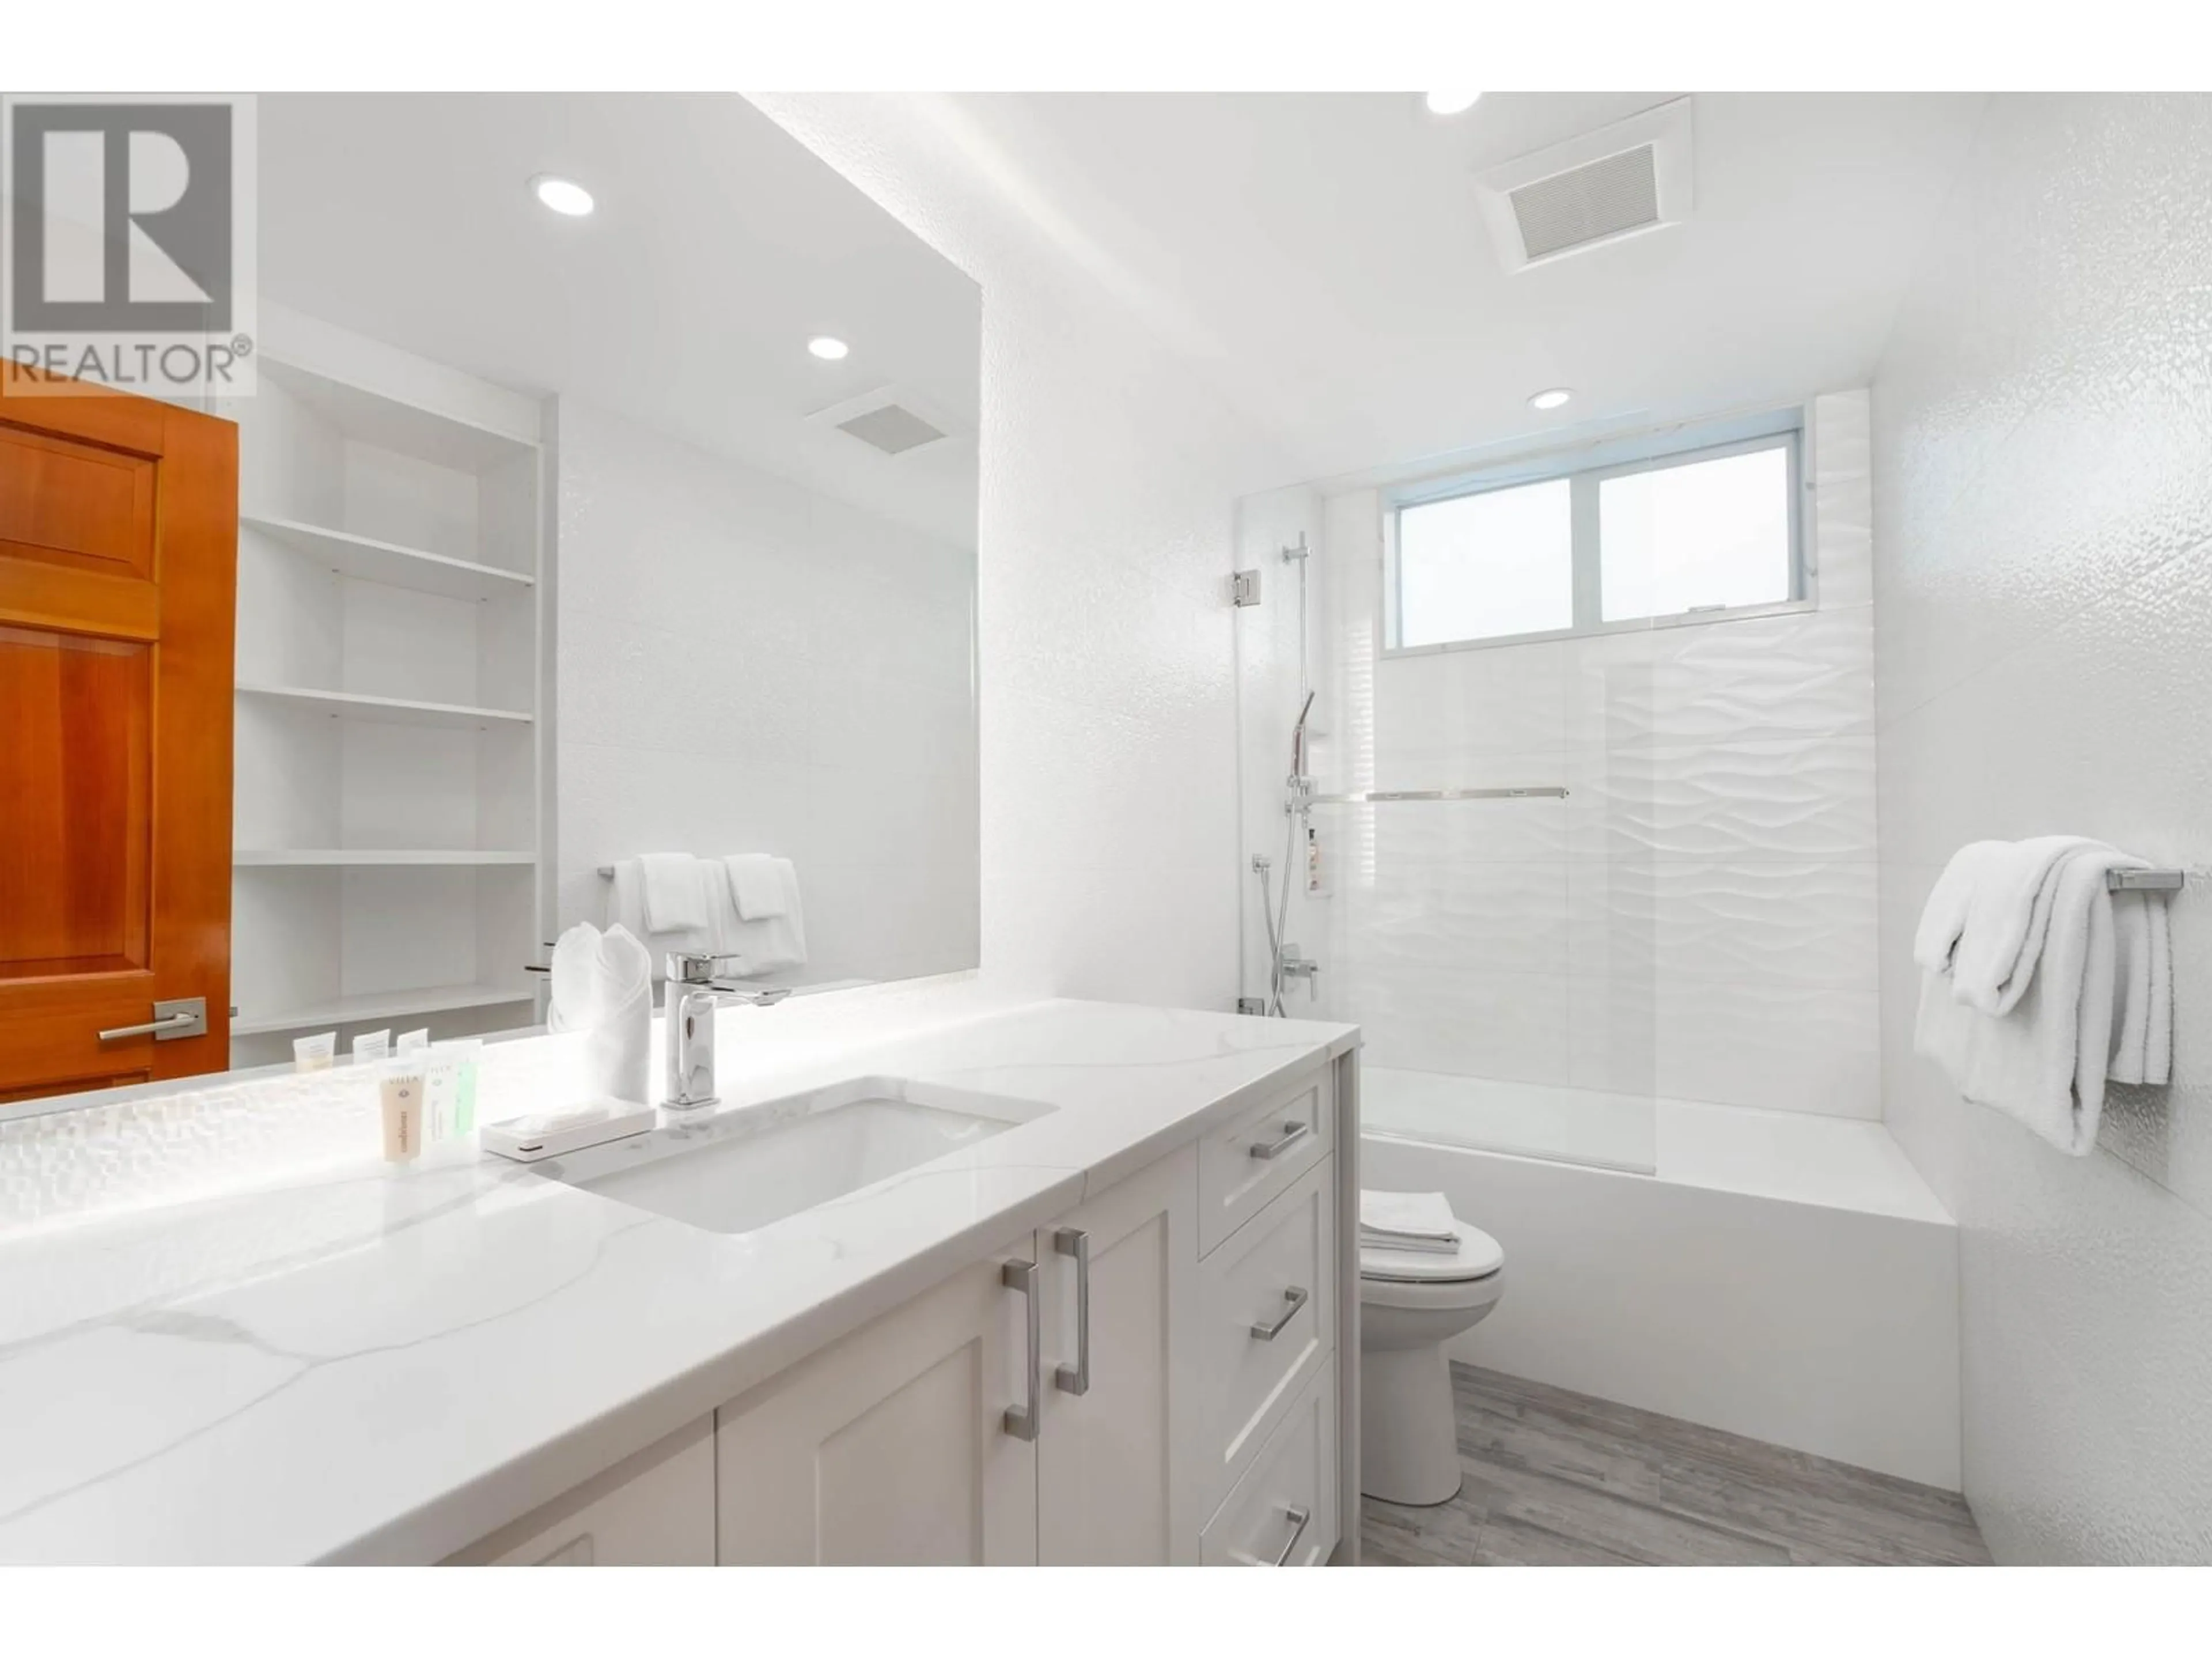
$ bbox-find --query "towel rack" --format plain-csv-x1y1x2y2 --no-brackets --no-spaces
2109,869,2184,892
1306,786,1569,804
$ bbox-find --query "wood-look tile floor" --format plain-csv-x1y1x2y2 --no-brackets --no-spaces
1362,1364,1991,1567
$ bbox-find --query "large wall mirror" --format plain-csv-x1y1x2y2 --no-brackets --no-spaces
0,93,979,1099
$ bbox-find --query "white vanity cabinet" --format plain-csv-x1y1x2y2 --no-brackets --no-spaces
459,1054,1350,1568
1033,1145,1201,1564
445,1418,716,1566
714,1251,1040,1565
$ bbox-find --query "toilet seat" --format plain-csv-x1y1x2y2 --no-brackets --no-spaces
1359,1219,1504,1284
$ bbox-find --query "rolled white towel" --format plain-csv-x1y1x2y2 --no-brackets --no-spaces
547,922,654,1107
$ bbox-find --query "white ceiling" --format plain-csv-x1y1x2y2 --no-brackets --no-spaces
934,92,1989,486
257,94,980,547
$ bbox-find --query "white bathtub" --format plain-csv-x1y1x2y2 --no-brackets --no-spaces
1360,1066,1963,1489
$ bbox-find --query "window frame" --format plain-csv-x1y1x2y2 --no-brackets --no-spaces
1381,408,1811,657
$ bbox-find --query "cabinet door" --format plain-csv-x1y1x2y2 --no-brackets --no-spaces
444,1417,715,1566
715,1250,1039,1564
1036,1145,1200,1565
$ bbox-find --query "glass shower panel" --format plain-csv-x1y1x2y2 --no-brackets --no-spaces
1233,481,1660,1176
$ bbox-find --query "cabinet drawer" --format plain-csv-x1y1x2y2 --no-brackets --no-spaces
1202,1365,1338,1566
443,1416,715,1566
1198,1156,1335,1512
1198,1060,1332,1255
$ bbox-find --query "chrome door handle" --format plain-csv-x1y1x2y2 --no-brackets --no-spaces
1054,1228,1091,1395
1248,1120,1312,1161
1266,1504,1312,1566
1250,1285,1310,1341
97,998,207,1043
1002,1259,1040,1441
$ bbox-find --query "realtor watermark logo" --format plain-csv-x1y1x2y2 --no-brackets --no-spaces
2,93,256,396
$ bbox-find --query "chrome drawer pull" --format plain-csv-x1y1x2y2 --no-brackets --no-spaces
1267,1504,1312,1566
1003,1259,1040,1441
1054,1228,1091,1396
1248,1120,1312,1161
1249,1285,1310,1341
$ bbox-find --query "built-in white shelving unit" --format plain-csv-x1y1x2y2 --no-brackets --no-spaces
222,302,551,1065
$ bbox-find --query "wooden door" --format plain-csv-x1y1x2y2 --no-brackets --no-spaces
714,1251,1039,1564
1037,1146,1201,1564
0,365,236,1101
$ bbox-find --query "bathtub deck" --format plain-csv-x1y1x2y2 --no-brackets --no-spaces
1362,1363,1990,1567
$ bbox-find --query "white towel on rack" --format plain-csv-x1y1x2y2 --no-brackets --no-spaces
2105,887,2173,1087
606,859,715,978
710,859,807,979
638,853,710,934
1914,844,2165,1155
723,854,793,921
1948,835,2107,1016
1912,840,2001,975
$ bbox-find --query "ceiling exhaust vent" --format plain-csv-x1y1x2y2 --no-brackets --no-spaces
807,384,956,457
1476,97,1694,273
836,402,946,456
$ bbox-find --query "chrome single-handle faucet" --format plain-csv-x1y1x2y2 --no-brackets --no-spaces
664,952,792,1110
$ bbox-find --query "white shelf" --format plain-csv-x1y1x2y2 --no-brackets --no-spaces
236,849,537,868
260,355,538,474
241,514,534,602
230,982,538,1037
238,683,533,731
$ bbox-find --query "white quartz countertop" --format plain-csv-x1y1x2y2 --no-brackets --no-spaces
0,989,1355,1564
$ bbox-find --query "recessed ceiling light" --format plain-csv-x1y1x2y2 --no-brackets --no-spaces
530,175,594,217
1529,387,1574,411
808,336,850,361
1425,92,1483,115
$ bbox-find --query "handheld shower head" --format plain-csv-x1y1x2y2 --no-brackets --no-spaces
1290,690,1316,781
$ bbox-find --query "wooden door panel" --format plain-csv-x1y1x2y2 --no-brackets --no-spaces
0,627,151,972
0,365,236,1097
0,421,157,578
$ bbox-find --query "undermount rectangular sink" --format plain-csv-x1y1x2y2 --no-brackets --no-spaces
540,1075,1054,1236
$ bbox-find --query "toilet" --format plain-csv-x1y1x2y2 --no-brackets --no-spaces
1358,1209,1506,1506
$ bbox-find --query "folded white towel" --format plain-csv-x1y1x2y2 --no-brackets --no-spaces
547,922,653,1106
638,853,710,934
1912,841,2001,974
1914,844,2156,1156
708,862,808,980
1359,1190,1457,1241
723,853,793,921
1948,835,2107,1016
2105,887,2174,1088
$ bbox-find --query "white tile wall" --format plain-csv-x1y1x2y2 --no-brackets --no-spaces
1873,92,2212,1563
555,398,979,986
753,95,1302,1011
1253,393,1881,1119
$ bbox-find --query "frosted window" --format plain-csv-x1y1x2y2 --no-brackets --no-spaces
1599,446,1792,622
1396,479,1573,647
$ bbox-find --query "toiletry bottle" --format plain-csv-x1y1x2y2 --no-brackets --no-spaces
294,1032,336,1073
353,1028,392,1067
380,1066,425,1162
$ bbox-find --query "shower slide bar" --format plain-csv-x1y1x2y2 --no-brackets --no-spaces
1305,786,1570,804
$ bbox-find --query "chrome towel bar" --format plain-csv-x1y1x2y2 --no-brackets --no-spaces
2109,869,2184,892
